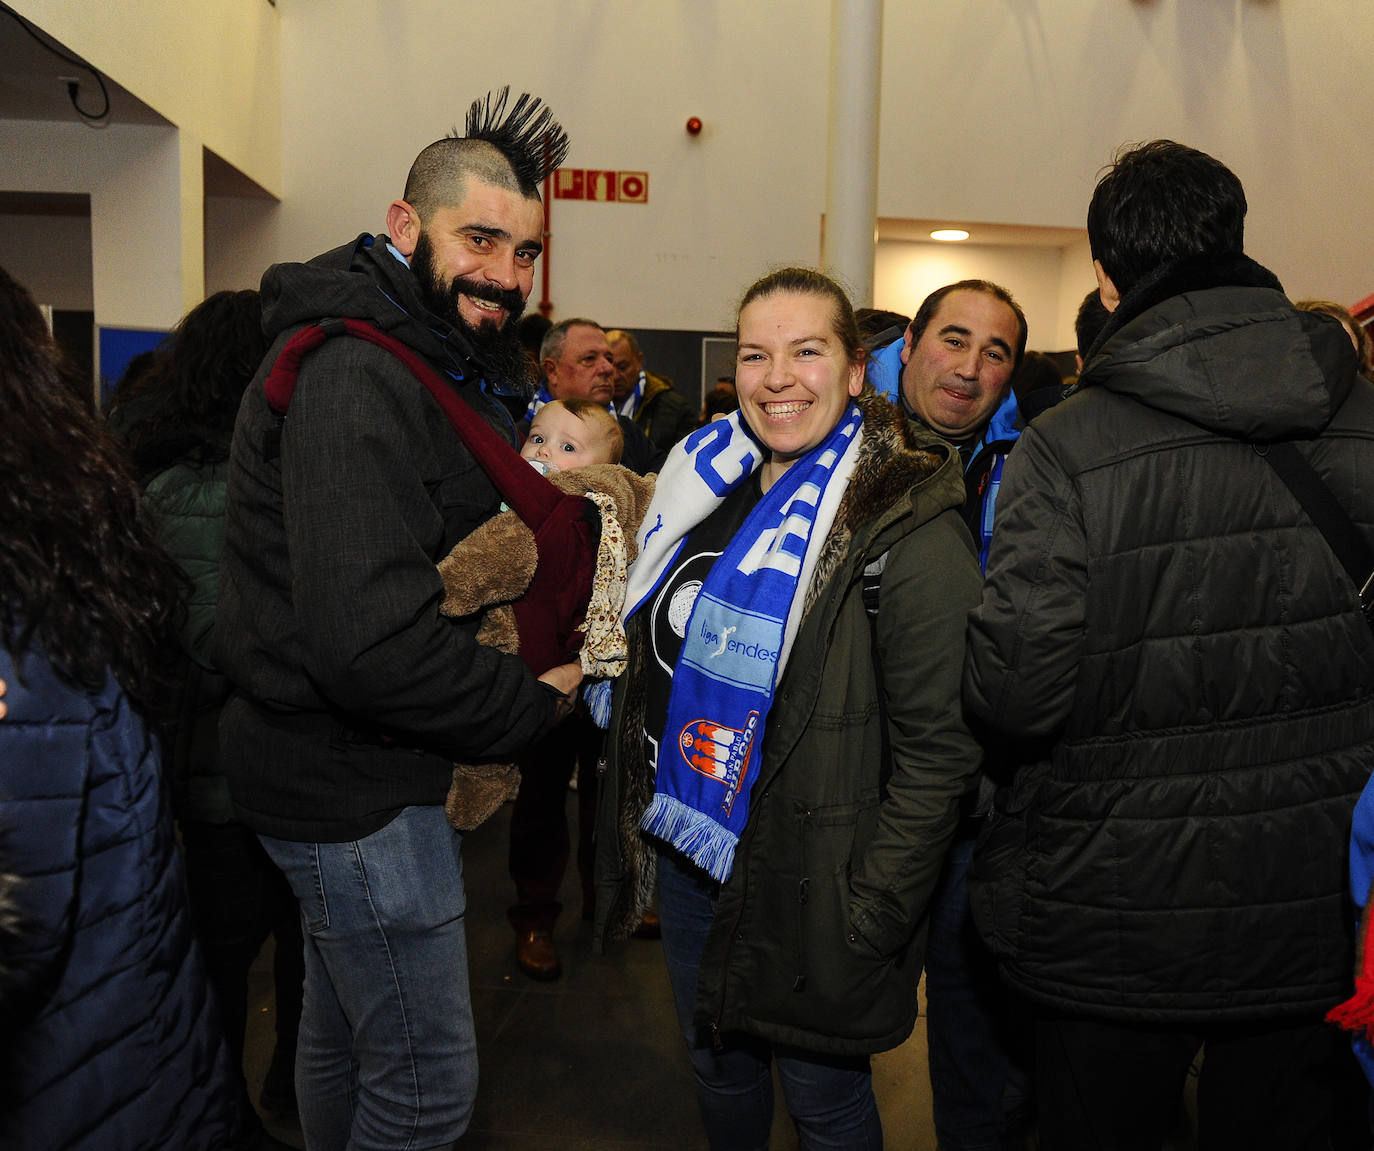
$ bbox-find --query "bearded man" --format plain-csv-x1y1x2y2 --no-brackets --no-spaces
215,90,580,1151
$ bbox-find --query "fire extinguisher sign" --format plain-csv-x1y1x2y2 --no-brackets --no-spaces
554,169,649,203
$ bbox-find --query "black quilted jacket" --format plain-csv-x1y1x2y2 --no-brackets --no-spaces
965,254,1374,1022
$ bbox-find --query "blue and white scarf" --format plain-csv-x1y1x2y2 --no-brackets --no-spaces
626,404,864,882
618,370,647,419
523,384,554,423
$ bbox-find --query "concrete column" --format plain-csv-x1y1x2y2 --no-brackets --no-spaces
177,128,206,312
822,0,882,307
91,127,184,327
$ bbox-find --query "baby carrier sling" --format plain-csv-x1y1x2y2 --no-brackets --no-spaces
262,317,599,674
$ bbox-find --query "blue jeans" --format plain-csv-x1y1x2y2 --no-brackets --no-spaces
925,821,1032,1151
657,849,883,1150
260,806,477,1151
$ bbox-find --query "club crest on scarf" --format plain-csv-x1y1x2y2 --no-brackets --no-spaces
629,404,864,882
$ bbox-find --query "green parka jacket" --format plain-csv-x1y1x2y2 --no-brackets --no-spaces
594,392,983,1055
144,458,236,823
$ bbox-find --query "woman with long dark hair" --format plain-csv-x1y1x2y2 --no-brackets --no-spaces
596,268,983,1147
109,290,305,1128
0,264,242,1149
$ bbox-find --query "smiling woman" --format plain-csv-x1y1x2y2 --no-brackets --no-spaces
734,274,866,490
596,268,986,1147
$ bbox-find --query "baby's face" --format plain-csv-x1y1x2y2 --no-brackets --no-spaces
521,404,615,471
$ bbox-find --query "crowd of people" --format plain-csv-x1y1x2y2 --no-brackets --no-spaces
4,85,1374,1151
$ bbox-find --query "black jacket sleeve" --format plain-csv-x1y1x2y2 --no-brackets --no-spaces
963,424,1088,739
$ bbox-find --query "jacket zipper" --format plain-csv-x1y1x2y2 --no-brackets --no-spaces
711,804,756,1050
794,811,811,994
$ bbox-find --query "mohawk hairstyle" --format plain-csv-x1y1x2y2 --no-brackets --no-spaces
457,87,569,194
404,89,568,219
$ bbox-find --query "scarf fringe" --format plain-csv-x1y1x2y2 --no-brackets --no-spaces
1327,984,1374,1041
585,679,615,729
641,793,737,883
1329,897,1374,1041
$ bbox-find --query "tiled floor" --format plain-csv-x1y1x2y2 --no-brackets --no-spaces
241,794,1200,1149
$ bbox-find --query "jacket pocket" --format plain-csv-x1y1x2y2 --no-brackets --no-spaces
429,457,498,546
968,803,1028,962
786,804,913,1041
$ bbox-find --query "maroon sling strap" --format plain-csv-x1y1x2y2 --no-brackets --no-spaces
262,317,598,673
264,317,562,529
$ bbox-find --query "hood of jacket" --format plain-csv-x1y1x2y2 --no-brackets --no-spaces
259,233,489,385
803,387,964,617
1078,252,1358,440
641,371,675,403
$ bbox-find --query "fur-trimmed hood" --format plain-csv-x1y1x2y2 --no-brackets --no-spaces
805,387,964,615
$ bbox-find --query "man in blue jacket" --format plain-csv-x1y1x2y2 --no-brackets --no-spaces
870,280,1031,1151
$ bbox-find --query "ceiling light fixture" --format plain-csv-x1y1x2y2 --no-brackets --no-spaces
930,228,970,242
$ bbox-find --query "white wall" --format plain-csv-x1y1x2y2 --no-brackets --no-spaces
9,0,1374,340
205,194,281,294
874,239,1096,352
267,2,831,333
877,0,1374,306
0,212,92,310
0,120,187,328
11,0,281,196
1056,236,1096,352
259,0,1373,339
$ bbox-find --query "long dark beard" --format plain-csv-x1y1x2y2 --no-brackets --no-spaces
411,232,535,394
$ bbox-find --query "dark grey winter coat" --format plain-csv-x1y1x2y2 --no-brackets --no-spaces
965,254,1374,1023
216,234,556,843
595,394,983,1054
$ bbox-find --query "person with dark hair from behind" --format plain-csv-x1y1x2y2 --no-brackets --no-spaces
702,377,739,422
215,89,581,1149
1073,285,1112,374
108,290,304,1145
854,305,911,350
0,263,243,1149
966,140,1374,1150
1010,349,1065,423
514,312,553,397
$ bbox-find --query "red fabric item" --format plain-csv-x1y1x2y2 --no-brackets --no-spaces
265,318,597,673
1327,879,1374,1041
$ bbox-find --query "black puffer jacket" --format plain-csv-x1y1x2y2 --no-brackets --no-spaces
965,254,1374,1023
596,395,983,1054
216,234,555,842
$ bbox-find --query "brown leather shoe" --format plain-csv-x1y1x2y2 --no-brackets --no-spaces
516,929,562,981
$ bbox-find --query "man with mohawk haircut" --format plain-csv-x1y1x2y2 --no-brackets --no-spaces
215,89,576,1149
